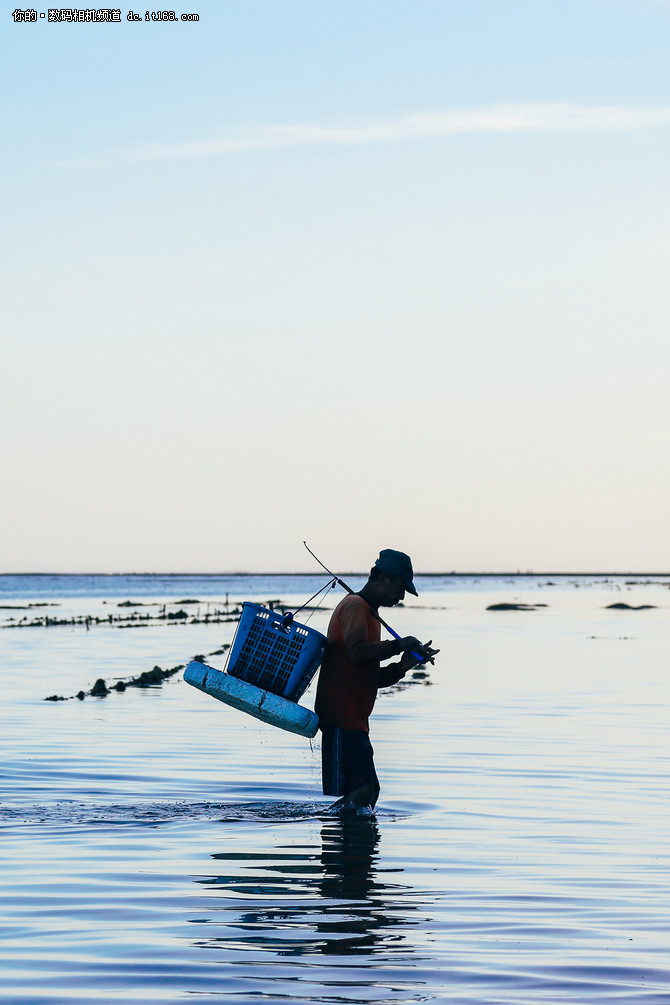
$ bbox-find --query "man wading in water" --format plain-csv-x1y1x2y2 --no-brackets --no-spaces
315,549,438,816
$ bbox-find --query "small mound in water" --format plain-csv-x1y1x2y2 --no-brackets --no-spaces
486,602,548,611
45,645,231,702
605,602,656,610
45,663,185,702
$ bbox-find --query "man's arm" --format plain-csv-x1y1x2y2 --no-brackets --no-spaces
378,648,424,687
338,598,401,663
338,596,434,668
378,662,406,687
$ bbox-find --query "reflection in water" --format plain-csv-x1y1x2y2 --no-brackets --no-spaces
317,816,416,956
320,814,381,903
194,814,428,985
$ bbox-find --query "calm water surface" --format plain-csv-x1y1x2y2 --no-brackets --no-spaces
1,574,669,1003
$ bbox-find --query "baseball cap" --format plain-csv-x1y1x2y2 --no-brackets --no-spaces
375,549,418,596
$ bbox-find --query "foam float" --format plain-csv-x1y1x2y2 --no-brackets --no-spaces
184,661,320,737
183,602,326,738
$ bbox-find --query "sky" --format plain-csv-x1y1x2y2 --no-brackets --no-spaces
2,1,669,573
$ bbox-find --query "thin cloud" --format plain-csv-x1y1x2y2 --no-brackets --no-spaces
52,103,670,168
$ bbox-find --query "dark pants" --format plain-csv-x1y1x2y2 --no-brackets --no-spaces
320,725,380,804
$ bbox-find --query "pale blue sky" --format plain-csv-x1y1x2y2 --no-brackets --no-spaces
3,1,669,572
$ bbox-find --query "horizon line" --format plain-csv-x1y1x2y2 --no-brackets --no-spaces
1,571,668,578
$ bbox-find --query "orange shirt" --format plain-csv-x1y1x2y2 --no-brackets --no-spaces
314,594,399,732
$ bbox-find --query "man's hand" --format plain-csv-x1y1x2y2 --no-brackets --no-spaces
399,650,418,672
380,638,440,686
418,639,439,664
397,639,439,671
398,638,439,669
398,636,422,654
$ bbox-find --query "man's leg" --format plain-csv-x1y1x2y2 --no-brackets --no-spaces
321,726,380,811
335,780,378,809
320,724,345,800
340,731,380,809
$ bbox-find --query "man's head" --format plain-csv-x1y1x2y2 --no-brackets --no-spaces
366,549,418,607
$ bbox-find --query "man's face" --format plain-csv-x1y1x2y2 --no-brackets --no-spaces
378,573,406,607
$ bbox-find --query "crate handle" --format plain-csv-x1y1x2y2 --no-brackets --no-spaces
268,613,293,634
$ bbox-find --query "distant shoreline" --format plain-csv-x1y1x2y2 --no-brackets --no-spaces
2,571,669,579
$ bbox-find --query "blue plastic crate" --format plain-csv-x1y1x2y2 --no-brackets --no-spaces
227,602,327,700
